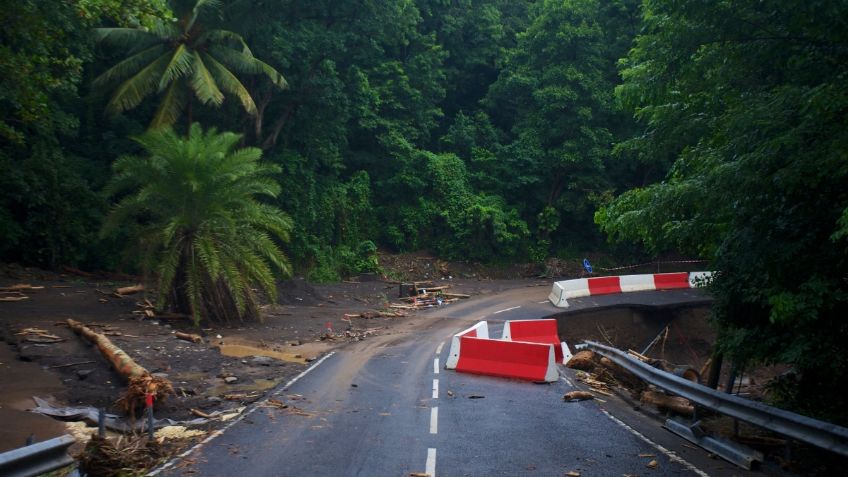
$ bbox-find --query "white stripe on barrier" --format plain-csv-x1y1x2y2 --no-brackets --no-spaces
562,278,590,299
689,271,713,287
619,274,655,293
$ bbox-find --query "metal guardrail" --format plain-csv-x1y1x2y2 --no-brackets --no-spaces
0,434,75,477
582,341,848,457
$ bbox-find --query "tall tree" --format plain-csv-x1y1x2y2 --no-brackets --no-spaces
94,0,286,130
597,0,848,423
484,0,640,251
0,0,171,267
102,124,292,324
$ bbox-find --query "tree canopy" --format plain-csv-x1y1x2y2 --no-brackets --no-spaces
596,0,848,422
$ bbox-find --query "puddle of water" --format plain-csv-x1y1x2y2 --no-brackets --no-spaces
215,340,333,364
217,343,308,364
0,343,67,452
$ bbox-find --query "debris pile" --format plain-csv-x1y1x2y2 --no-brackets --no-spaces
565,349,697,416
388,281,469,310
0,283,44,302
79,435,165,477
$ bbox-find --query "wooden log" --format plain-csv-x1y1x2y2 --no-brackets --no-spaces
640,390,694,416
115,284,144,296
0,284,44,292
442,293,470,299
175,332,203,344
563,391,594,401
66,319,173,412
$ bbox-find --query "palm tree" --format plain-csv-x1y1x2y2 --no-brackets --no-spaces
102,124,292,324
94,0,286,129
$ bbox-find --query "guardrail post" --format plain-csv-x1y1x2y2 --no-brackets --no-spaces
725,364,738,394
98,408,106,438
706,352,723,389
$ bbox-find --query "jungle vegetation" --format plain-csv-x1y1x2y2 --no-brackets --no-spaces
1,0,846,422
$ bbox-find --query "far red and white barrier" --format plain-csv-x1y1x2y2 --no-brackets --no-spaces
502,319,572,364
549,271,712,308
445,321,559,382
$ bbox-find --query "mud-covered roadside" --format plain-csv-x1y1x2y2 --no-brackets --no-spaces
0,261,534,458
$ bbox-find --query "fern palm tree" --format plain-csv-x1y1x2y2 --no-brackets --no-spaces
94,0,286,129
102,124,292,324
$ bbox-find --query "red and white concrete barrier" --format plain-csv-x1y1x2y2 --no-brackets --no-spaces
445,321,558,382
453,337,558,382
502,319,572,364
549,271,712,308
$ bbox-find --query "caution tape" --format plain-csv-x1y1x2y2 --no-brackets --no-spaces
595,259,707,272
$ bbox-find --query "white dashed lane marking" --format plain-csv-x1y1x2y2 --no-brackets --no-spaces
493,305,520,314
434,358,440,374
426,448,437,476
436,342,445,354
430,407,439,434
432,379,439,399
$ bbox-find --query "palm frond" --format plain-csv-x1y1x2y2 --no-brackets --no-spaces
208,45,288,89
156,240,184,310
199,30,252,55
148,21,181,41
202,53,257,115
158,44,194,91
94,45,167,87
189,53,225,106
106,53,172,115
150,81,188,129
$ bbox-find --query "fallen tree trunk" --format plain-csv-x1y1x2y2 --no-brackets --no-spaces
641,390,694,416
175,331,203,344
115,284,144,296
66,319,173,412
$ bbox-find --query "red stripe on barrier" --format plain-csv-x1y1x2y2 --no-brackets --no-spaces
653,272,690,290
456,336,554,382
505,320,563,363
464,329,477,337
588,276,621,296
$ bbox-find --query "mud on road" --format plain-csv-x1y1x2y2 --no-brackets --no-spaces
0,265,531,456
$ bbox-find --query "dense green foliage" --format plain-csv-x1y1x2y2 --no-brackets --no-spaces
4,0,848,420
2,0,642,272
596,0,848,423
103,125,292,324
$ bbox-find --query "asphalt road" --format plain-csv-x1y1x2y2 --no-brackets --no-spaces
153,285,768,477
